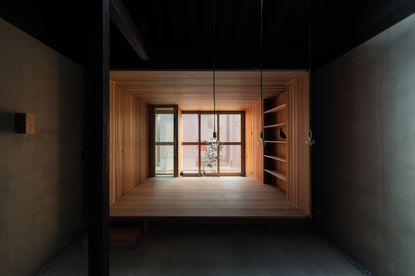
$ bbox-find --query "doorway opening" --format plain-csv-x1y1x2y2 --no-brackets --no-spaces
151,105,178,177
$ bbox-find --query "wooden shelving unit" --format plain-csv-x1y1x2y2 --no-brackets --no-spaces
264,155,287,163
263,92,288,191
264,122,287,128
264,140,286,144
264,103,287,114
264,169,288,181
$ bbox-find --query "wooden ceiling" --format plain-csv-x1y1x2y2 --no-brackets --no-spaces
110,70,307,110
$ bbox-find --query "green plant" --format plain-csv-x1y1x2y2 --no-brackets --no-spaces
200,141,222,176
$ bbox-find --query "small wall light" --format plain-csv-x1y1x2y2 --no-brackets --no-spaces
15,112,35,134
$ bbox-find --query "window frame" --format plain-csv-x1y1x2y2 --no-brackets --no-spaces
181,111,245,176
150,105,179,177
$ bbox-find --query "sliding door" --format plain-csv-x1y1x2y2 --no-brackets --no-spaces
150,105,178,176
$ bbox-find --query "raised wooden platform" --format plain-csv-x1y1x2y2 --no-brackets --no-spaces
110,177,307,218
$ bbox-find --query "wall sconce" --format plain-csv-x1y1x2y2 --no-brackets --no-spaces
15,113,35,134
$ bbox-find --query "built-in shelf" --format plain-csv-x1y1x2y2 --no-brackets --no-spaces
264,140,286,144
264,122,287,129
264,155,287,162
264,169,287,181
264,103,287,114
263,93,288,188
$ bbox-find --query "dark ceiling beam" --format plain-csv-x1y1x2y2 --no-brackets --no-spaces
110,0,149,61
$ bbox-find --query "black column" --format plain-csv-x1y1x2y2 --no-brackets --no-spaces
87,0,110,275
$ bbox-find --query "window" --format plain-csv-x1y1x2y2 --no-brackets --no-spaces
181,111,244,176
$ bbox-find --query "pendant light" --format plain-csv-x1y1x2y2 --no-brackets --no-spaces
212,0,218,142
259,0,264,144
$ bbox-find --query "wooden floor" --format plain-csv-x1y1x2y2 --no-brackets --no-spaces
110,177,307,218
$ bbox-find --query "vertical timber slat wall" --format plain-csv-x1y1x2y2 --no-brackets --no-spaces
297,74,310,216
252,101,264,183
288,80,299,206
109,80,149,205
287,73,310,216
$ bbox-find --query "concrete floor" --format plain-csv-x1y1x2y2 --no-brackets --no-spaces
40,234,364,276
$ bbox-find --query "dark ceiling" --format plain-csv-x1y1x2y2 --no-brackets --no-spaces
1,0,414,70
0,0,90,67
311,0,415,69
110,0,309,69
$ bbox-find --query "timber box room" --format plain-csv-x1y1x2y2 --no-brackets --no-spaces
1,0,415,275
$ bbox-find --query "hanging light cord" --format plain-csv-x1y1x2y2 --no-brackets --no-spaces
212,0,217,140
307,0,312,71
259,0,264,141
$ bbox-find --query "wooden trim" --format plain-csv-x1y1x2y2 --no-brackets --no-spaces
182,142,200,145
198,113,201,172
217,113,220,175
221,142,243,145
182,110,243,114
178,107,183,175
181,173,200,177
288,79,298,207
241,111,246,176
155,142,175,146
173,105,179,177
211,171,244,176
149,106,155,177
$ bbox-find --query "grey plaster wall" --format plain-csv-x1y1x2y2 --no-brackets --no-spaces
313,13,415,276
0,18,86,275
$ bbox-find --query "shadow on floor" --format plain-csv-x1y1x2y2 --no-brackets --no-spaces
40,234,365,276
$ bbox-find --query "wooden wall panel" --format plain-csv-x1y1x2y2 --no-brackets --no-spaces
110,70,289,110
110,81,117,205
138,99,149,183
110,80,149,205
252,101,263,183
287,73,310,216
288,80,299,207
297,74,310,216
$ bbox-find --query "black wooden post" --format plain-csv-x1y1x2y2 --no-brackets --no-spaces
87,0,110,275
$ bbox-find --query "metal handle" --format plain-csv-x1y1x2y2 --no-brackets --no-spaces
306,129,315,146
